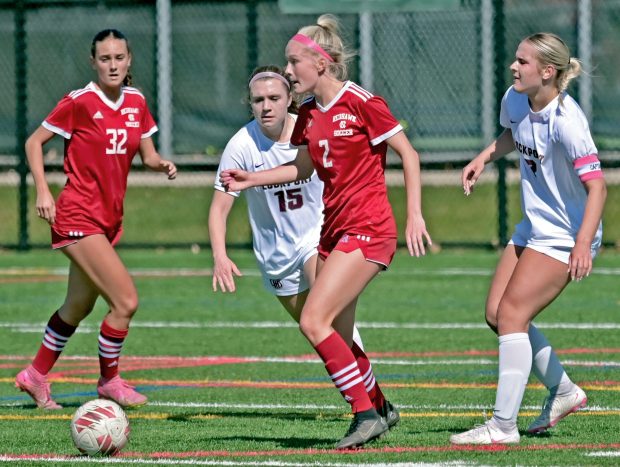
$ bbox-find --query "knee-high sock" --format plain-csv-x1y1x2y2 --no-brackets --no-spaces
352,325,364,351
314,331,373,413
493,332,531,426
32,311,77,375
351,341,386,409
529,324,574,396
98,319,128,380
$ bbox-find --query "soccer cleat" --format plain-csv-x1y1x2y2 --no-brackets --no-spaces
527,386,587,434
15,365,62,410
450,419,520,445
377,399,400,429
336,408,389,450
97,375,147,408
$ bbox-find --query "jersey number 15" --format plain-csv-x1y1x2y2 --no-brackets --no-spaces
274,189,303,212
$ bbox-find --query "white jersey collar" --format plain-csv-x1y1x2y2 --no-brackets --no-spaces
316,81,351,113
87,81,126,111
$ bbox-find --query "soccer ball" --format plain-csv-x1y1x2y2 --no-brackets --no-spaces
70,399,130,456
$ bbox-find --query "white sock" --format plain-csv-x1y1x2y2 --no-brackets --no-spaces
493,332,531,427
352,326,364,351
529,324,574,396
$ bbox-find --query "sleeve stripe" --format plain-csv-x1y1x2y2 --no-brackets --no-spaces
42,121,71,139
370,124,403,146
141,125,158,139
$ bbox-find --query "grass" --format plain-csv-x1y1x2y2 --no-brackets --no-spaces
2,181,620,248
0,248,618,465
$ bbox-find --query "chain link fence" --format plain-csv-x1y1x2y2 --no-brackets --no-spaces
1,0,619,248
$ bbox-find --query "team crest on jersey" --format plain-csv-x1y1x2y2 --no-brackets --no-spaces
515,140,543,175
333,113,355,137
122,107,140,128
333,120,353,137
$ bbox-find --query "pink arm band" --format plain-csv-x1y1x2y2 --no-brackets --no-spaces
291,33,334,62
574,154,603,182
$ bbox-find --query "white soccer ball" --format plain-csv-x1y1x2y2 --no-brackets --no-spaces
70,399,130,456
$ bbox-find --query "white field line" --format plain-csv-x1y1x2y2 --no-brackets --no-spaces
2,321,620,332
0,457,480,466
585,452,620,457
146,401,620,412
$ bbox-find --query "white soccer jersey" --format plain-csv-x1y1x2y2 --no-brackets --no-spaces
500,86,603,251
214,115,323,278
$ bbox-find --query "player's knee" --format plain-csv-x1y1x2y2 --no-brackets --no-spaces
111,292,139,319
298,310,324,342
485,306,499,332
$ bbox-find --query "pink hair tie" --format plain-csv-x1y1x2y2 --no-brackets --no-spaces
291,33,334,62
248,71,290,89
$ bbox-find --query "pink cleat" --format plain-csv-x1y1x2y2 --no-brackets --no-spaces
97,375,147,408
15,365,62,410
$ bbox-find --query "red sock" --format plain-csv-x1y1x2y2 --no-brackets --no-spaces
32,311,77,375
314,331,373,413
98,319,128,379
352,341,386,409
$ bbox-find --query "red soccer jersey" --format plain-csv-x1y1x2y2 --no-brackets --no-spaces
290,81,402,251
43,82,157,236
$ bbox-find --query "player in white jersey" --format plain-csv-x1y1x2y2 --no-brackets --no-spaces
209,65,364,343
452,33,606,445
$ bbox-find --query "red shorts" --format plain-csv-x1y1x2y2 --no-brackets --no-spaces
318,234,397,269
51,226,123,249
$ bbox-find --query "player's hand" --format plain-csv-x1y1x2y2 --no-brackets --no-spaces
36,189,56,225
212,256,243,292
405,213,432,257
220,169,252,192
160,160,177,180
462,157,485,196
568,241,592,281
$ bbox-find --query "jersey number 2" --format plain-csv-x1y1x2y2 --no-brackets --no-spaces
319,139,332,168
274,189,303,212
106,129,128,155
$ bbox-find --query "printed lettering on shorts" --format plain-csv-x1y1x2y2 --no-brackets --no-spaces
574,154,603,182
269,278,283,290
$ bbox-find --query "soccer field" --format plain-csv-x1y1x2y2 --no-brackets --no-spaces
0,248,619,465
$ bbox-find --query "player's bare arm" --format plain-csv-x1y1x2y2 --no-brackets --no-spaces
462,128,514,195
221,146,313,192
25,126,57,225
386,131,431,257
138,137,177,179
208,190,242,292
569,177,607,280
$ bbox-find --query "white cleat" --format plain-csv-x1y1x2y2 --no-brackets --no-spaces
450,419,520,445
527,386,587,434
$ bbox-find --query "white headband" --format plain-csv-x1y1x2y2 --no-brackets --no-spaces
248,71,290,90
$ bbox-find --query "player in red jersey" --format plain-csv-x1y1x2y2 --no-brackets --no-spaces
15,29,176,410
221,14,431,449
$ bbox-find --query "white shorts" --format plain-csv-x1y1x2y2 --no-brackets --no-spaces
509,233,598,265
261,248,317,296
